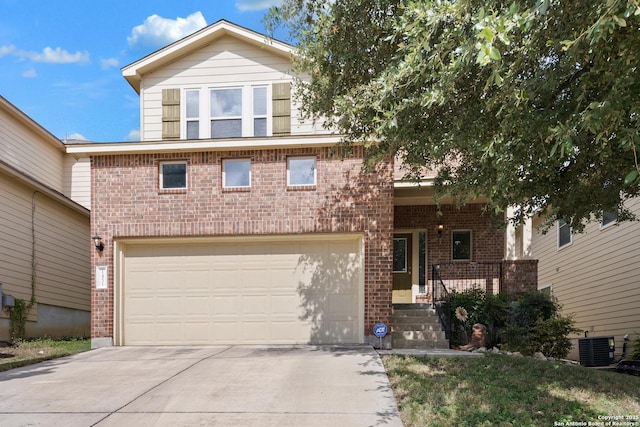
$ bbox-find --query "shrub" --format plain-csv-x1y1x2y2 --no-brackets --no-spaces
511,290,558,328
526,316,580,358
629,334,640,360
449,289,510,348
449,288,578,357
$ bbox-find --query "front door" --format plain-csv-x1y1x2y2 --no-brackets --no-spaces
392,233,412,303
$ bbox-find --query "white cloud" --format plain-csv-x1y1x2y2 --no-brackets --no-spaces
0,44,16,57
125,129,140,141
236,0,282,12
67,133,87,141
100,57,119,70
127,12,207,49
22,68,37,78
23,46,90,64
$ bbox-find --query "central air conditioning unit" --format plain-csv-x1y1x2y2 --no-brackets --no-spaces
578,336,615,367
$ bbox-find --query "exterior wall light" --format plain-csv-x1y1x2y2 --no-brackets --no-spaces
93,235,104,252
437,224,444,237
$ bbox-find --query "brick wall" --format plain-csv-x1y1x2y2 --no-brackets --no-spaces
394,203,505,278
501,259,538,296
91,146,393,343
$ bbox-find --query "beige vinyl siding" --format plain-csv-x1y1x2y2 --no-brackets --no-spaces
531,198,640,352
0,170,90,316
140,35,320,141
0,108,65,192
63,156,91,209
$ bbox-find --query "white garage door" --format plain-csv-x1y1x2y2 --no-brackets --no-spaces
119,235,363,345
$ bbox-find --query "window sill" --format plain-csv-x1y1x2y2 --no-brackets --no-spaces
222,187,251,193
287,185,317,191
159,188,187,195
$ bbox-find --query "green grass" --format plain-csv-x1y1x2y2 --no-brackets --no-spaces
0,338,90,372
382,353,640,427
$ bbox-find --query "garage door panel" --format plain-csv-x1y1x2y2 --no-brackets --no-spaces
121,235,363,345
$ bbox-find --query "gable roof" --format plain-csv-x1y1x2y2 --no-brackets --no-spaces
122,19,294,93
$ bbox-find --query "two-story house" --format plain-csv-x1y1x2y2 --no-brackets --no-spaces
67,20,537,349
0,95,91,341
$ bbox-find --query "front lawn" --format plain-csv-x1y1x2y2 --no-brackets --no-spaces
0,338,91,372
383,353,640,427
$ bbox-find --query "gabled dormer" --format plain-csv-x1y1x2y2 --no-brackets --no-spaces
122,20,318,142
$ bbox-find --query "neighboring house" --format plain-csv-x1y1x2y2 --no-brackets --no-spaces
526,199,640,360
0,95,91,341
67,20,536,349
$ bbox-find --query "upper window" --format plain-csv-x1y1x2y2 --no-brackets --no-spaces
452,230,472,260
602,210,617,228
287,157,316,186
222,159,251,188
557,219,572,249
159,161,187,190
211,88,242,138
183,85,270,139
253,86,267,137
185,90,200,139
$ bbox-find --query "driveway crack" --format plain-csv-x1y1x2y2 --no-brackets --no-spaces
89,346,233,426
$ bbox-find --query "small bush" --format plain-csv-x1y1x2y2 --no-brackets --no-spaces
449,289,510,348
629,334,640,360
449,289,577,357
526,316,580,358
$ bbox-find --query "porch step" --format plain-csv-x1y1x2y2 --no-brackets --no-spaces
392,304,449,350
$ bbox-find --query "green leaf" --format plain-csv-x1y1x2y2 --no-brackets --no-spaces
624,170,639,185
489,46,501,60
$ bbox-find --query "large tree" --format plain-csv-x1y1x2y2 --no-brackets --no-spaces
267,0,640,231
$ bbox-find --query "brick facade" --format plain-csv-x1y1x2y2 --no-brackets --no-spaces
91,146,394,343
394,204,505,278
501,259,538,296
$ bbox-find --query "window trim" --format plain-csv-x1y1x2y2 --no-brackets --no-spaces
557,219,572,250
287,156,317,187
222,158,251,189
159,160,187,190
451,229,472,261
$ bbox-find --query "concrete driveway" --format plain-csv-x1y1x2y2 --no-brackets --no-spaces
0,345,403,427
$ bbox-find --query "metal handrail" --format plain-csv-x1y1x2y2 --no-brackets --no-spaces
432,264,452,340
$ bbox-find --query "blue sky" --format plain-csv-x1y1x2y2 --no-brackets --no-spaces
0,0,283,142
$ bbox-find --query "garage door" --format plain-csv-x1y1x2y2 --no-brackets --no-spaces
118,235,363,345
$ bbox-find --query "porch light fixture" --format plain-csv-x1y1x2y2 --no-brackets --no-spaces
437,224,444,237
92,235,104,252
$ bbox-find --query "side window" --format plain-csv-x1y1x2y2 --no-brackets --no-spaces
185,89,200,139
159,161,187,190
287,156,316,186
222,159,251,188
601,210,617,228
211,88,242,138
452,230,472,260
253,86,268,137
393,238,408,273
557,219,572,249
